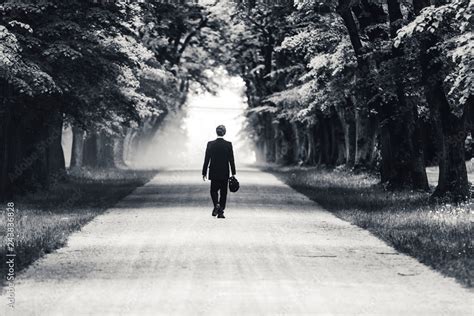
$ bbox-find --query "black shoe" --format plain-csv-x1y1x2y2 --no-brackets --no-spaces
212,204,220,217
217,213,225,219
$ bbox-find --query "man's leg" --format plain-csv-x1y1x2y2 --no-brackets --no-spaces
218,179,228,213
210,180,219,207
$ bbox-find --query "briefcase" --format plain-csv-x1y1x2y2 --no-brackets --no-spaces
228,176,240,193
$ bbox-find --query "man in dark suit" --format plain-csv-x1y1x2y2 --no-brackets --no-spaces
202,125,236,219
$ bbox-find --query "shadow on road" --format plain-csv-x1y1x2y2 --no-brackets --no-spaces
115,169,314,209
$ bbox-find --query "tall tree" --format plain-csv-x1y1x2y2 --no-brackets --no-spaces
396,0,472,200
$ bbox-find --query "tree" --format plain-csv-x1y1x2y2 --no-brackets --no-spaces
396,0,472,200
212,0,469,201
0,0,164,194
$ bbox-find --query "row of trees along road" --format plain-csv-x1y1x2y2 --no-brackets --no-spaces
0,0,221,198
0,0,472,203
212,0,472,202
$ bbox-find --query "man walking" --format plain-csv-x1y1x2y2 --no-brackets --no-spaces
202,125,236,219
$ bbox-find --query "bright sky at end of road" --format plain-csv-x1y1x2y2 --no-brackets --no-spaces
184,74,256,167
133,70,256,169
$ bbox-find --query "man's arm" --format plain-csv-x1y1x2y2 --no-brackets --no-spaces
229,142,236,176
202,142,211,179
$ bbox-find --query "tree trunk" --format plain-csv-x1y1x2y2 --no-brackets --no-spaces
83,131,116,169
378,88,429,189
314,117,327,166
45,112,66,188
412,113,430,189
330,108,346,166
123,128,137,165
305,125,317,165
277,120,295,165
291,122,301,164
329,119,338,165
379,123,392,183
97,132,116,169
337,0,379,170
0,98,66,197
0,100,12,197
323,118,332,165
83,131,99,168
337,0,364,56
265,114,276,162
255,141,266,163
354,108,377,169
413,0,470,199
340,99,356,166
274,124,282,164
376,0,429,190
113,136,126,168
70,126,85,169
427,81,469,200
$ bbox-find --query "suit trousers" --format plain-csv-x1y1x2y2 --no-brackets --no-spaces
210,179,228,212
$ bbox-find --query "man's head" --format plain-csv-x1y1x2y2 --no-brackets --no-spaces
216,125,226,137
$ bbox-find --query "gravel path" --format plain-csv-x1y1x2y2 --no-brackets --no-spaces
2,168,472,315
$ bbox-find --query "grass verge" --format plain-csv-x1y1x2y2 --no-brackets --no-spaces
0,168,157,288
269,166,473,288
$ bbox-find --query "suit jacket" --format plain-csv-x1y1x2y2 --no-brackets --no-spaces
202,138,236,180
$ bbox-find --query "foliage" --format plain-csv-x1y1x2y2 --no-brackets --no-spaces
395,0,473,116
216,0,471,129
0,0,219,134
212,0,471,198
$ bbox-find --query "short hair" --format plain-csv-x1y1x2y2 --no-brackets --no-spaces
216,125,226,136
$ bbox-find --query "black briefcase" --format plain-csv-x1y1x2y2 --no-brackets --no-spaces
228,176,240,193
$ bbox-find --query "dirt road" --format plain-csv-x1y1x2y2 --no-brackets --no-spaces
2,168,472,315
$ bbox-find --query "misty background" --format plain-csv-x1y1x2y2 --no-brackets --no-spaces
62,72,256,170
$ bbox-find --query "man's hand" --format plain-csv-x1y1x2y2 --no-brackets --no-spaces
202,175,207,181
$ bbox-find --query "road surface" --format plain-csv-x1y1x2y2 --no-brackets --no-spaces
2,168,473,315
